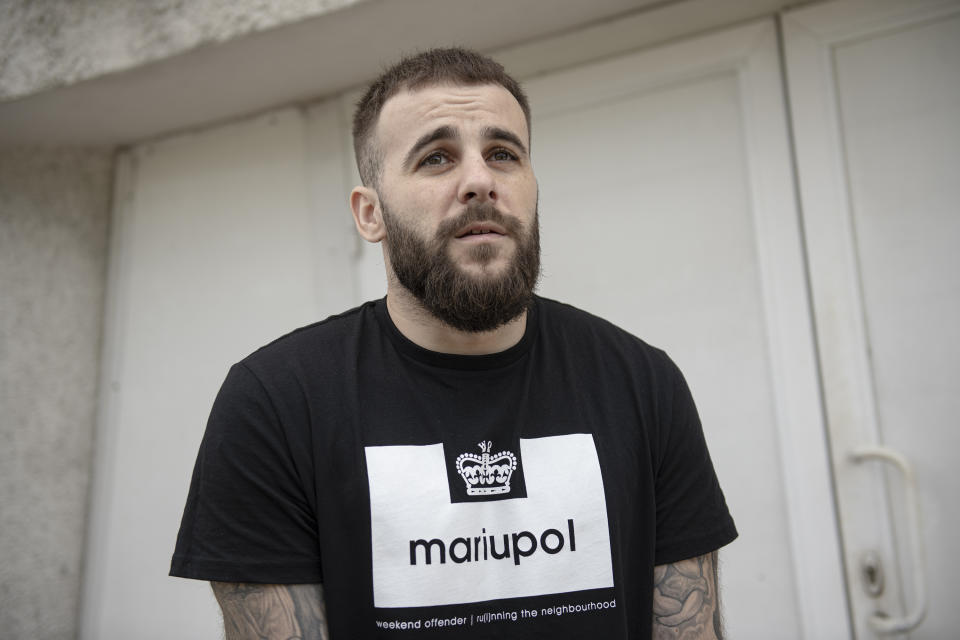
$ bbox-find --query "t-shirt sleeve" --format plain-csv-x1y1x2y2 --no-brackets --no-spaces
170,362,323,583
652,354,737,566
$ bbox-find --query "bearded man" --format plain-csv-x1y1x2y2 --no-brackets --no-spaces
171,48,737,640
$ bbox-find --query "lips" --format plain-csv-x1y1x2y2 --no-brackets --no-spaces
454,222,508,239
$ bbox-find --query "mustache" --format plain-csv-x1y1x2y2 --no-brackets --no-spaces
435,202,524,240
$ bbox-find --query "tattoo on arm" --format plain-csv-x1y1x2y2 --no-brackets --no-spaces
653,551,723,640
211,582,329,640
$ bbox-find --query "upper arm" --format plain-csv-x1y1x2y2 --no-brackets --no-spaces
211,582,329,640
652,551,723,640
170,362,323,584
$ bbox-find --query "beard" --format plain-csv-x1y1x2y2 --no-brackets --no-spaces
381,199,541,333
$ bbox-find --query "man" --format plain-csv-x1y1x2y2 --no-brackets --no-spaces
171,48,737,639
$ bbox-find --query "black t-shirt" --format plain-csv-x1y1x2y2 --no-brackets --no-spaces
171,297,737,638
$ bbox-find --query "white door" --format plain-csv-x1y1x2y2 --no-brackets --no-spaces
80,104,359,638
517,19,848,639
785,1,960,637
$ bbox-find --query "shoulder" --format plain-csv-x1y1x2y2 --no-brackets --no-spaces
534,296,679,375
239,300,377,371
535,296,653,347
207,301,382,429
216,300,383,401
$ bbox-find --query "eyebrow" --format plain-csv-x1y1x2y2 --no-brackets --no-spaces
402,124,529,170
481,126,528,157
403,125,458,171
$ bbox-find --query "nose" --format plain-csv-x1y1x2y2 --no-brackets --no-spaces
457,154,497,204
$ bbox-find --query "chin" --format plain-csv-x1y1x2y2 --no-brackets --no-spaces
456,259,512,279
454,244,512,270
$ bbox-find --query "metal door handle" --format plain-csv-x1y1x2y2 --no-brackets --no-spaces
850,445,927,634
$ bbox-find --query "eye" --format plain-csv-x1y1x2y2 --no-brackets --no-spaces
419,150,451,167
488,148,518,162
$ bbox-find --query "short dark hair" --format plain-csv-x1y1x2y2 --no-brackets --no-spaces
352,47,531,187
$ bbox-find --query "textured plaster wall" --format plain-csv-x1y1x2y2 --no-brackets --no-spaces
0,148,113,639
0,0,365,100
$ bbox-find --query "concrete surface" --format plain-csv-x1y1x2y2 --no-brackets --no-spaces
0,147,113,639
0,0,677,145
0,0,364,100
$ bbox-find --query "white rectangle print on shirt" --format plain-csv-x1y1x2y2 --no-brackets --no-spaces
365,433,614,608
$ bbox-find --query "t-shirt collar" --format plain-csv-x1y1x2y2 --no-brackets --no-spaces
374,296,539,371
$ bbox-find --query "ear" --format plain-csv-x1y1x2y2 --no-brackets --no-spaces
350,186,386,243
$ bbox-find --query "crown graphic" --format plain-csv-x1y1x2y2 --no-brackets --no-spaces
455,441,518,496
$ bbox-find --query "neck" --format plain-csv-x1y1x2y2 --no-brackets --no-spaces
384,281,528,356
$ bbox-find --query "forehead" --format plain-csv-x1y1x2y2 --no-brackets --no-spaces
375,83,529,158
